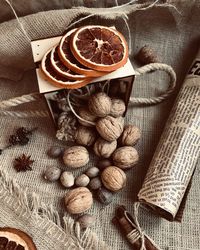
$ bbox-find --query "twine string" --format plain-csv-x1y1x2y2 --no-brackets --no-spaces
124,203,146,250
125,202,162,250
4,0,31,42
67,89,95,126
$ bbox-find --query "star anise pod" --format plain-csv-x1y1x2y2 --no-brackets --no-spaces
14,154,34,172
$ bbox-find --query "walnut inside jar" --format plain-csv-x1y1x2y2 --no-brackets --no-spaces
78,107,97,127
110,98,126,117
88,92,112,117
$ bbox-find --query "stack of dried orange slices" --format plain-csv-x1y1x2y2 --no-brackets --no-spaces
40,25,129,89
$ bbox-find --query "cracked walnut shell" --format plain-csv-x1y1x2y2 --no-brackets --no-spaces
112,146,139,169
96,116,124,142
101,166,126,192
88,92,111,117
120,125,141,146
64,187,93,214
93,138,117,158
63,146,89,168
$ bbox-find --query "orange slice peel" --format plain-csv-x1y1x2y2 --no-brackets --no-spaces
70,25,128,72
41,48,92,89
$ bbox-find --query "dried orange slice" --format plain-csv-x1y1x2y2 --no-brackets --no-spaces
50,46,87,80
0,227,37,250
41,49,92,89
58,29,106,77
70,25,129,72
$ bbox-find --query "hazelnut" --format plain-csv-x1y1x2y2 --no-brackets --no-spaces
101,166,126,192
60,171,74,188
93,138,117,158
96,116,124,142
75,126,96,147
77,214,95,229
75,174,90,187
43,166,61,182
112,146,139,169
110,98,126,117
97,187,114,205
89,177,102,190
78,107,97,127
120,125,141,146
63,146,89,168
85,167,100,178
88,92,111,117
47,146,64,158
135,45,158,65
64,187,93,214
97,159,113,170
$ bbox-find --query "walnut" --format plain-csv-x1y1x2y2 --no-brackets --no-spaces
93,138,117,158
64,187,93,214
96,116,124,142
101,166,126,192
120,125,141,146
110,98,126,117
78,107,97,127
88,92,111,117
112,146,139,169
75,126,96,146
63,146,89,168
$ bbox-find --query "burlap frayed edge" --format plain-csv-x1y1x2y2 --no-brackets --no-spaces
0,168,110,250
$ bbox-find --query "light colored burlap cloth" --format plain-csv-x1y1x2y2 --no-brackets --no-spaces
0,1,200,249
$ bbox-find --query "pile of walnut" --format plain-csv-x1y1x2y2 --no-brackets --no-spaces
44,92,141,229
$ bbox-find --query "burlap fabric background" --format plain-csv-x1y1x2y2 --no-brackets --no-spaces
0,1,200,249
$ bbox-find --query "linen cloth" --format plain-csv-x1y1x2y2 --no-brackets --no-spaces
0,1,200,249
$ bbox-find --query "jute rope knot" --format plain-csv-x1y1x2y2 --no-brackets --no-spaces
125,202,162,250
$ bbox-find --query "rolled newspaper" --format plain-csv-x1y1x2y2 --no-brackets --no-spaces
138,47,200,221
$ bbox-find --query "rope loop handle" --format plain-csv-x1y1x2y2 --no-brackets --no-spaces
130,63,177,105
0,92,49,118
